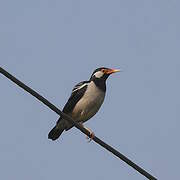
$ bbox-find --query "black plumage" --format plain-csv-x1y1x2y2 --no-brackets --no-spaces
63,81,88,114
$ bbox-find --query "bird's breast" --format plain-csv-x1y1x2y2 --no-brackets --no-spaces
71,82,105,122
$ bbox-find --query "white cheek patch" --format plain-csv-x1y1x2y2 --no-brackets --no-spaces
94,71,104,78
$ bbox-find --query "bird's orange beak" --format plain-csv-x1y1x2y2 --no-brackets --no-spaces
105,68,120,74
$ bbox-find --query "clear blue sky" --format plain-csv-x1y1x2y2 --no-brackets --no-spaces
0,1,179,179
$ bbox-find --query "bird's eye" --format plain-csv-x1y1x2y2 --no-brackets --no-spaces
101,69,106,73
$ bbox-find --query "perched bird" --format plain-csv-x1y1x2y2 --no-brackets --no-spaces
48,67,120,141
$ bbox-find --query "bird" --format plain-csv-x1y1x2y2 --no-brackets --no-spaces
48,67,120,141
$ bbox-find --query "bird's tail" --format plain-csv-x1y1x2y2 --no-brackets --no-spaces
48,120,66,141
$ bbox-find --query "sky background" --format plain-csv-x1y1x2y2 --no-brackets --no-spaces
0,0,179,179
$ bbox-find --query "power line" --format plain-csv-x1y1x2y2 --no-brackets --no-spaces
0,66,157,180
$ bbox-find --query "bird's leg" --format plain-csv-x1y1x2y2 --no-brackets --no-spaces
79,123,95,142
85,127,95,142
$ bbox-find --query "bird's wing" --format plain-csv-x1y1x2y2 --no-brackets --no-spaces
62,81,89,114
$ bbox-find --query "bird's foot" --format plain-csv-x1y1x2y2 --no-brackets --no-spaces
86,132,95,142
78,123,95,142
85,127,95,142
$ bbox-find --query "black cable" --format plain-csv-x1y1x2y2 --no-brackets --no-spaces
0,66,157,180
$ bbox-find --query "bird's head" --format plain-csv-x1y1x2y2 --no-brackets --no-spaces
90,67,120,81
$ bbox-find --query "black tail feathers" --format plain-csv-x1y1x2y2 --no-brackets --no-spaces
48,125,64,141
